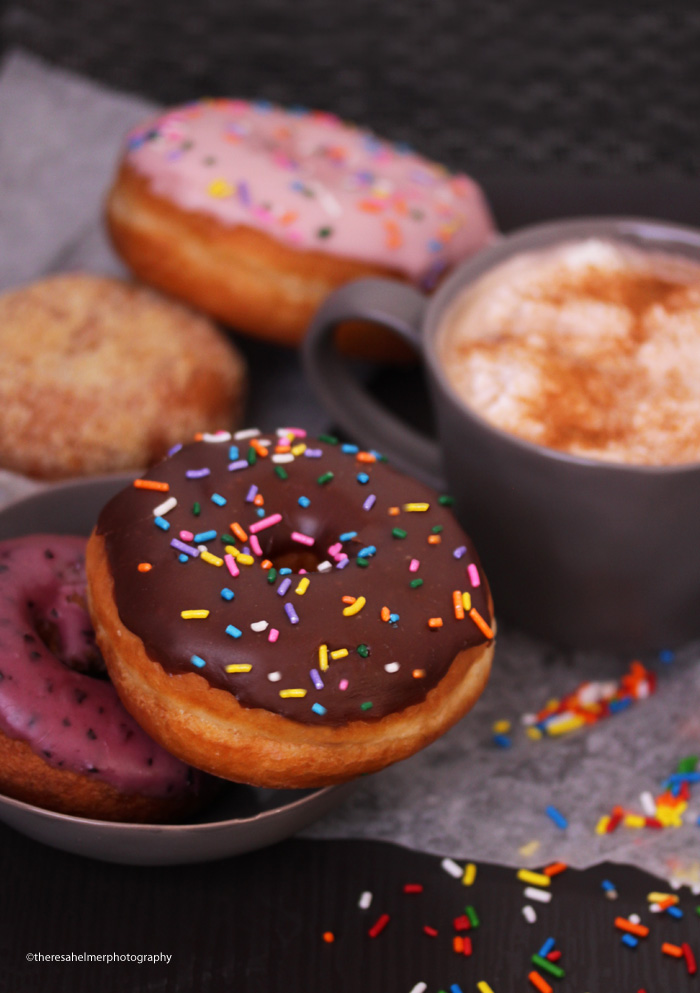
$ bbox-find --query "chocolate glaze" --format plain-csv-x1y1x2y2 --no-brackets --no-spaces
96,432,493,726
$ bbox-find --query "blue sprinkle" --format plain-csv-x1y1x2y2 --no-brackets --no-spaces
621,933,638,949
546,805,568,829
225,625,242,639
178,554,188,563
492,734,512,749
339,532,358,542
450,985,464,993
389,613,400,624
228,445,240,461
357,472,370,484
659,648,675,664
298,495,311,508
256,508,266,518
538,938,555,958
358,545,376,558
312,702,327,716
211,493,227,506
221,588,235,601
194,530,217,543
667,905,684,919
609,698,632,714
341,443,359,454
154,516,170,531
279,567,292,576
284,602,299,624
277,577,292,596
190,654,206,668
601,879,616,892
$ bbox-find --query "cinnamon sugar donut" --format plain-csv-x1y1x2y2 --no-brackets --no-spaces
106,99,496,349
0,273,247,480
0,534,209,822
86,428,495,789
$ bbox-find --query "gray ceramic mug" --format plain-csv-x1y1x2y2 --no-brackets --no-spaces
304,216,700,653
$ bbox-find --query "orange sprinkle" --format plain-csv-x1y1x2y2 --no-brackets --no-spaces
358,199,384,213
388,506,401,516
469,608,494,639
452,591,465,620
322,931,335,944
528,972,553,993
133,479,169,493
261,559,273,570
356,451,377,464
412,669,426,678
380,606,391,622
657,896,677,911
543,861,568,877
137,563,152,572
428,534,442,545
662,942,684,958
428,617,443,629
453,936,464,953
275,445,291,454
279,211,299,226
231,522,248,542
251,439,269,457
384,218,403,249
253,494,265,507
341,595,356,605
615,918,649,938
194,432,204,441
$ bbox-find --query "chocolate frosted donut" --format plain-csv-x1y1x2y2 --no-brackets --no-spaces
0,535,208,821
87,429,495,787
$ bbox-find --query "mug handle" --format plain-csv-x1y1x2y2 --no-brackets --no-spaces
303,277,446,489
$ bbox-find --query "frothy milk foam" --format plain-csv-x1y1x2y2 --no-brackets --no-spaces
439,238,700,465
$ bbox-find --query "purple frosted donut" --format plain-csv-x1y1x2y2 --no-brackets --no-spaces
0,534,209,822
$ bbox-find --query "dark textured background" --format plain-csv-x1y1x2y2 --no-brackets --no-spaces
2,0,700,177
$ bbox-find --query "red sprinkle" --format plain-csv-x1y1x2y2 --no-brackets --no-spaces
683,943,698,976
453,914,471,931
368,913,390,938
403,884,424,894
543,861,568,877
423,925,438,937
463,935,473,956
547,950,562,962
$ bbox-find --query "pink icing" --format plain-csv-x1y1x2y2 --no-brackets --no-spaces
124,98,496,285
0,534,199,800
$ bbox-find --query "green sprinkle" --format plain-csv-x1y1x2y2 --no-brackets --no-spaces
267,568,277,584
220,534,236,544
360,701,373,711
464,905,480,928
356,557,369,568
696,906,700,916
438,494,455,506
317,472,334,485
431,524,443,534
317,226,333,239
274,465,289,480
531,954,564,979
318,434,339,445
192,502,201,517
392,527,408,539
678,755,698,773
357,644,370,658
410,578,424,588
247,447,257,466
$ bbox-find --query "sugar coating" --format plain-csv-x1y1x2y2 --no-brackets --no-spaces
440,238,700,465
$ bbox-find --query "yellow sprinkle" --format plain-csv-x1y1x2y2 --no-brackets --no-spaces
624,814,646,829
545,698,560,711
291,443,306,456
208,177,233,198
546,715,586,736
237,554,254,566
200,551,223,567
461,591,472,611
330,648,349,660
519,840,541,857
224,664,252,673
343,596,366,617
403,502,430,512
225,545,239,558
656,805,685,827
462,862,477,886
526,727,543,741
493,719,511,734
517,869,551,888
648,892,679,905
319,644,329,671
279,688,307,698
180,609,210,619
595,815,611,835
295,577,310,595
477,983,495,993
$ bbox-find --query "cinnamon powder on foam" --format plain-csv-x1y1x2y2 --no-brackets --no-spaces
440,241,700,465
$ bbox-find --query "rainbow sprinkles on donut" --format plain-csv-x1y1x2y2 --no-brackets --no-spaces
87,428,495,789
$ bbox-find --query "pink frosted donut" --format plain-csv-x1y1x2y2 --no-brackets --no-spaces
106,98,496,349
0,534,209,822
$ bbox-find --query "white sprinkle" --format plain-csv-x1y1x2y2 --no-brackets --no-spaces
670,878,682,890
384,662,400,673
408,984,427,993
197,544,209,552
640,791,656,816
520,713,537,726
692,884,700,896
272,453,295,463
202,431,232,443
650,903,663,913
522,905,537,923
358,891,373,909
257,438,272,447
267,671,282,682
316,561,332,573
441,857,463,880
628,913,641,925
523,886,552,903
152,496,177,517
251,621,269,632
234,428,261,440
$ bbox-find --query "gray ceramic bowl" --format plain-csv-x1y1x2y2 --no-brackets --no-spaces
0,475,354,865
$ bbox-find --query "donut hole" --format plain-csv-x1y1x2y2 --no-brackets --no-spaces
26,588,106,677
270,546,324,574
